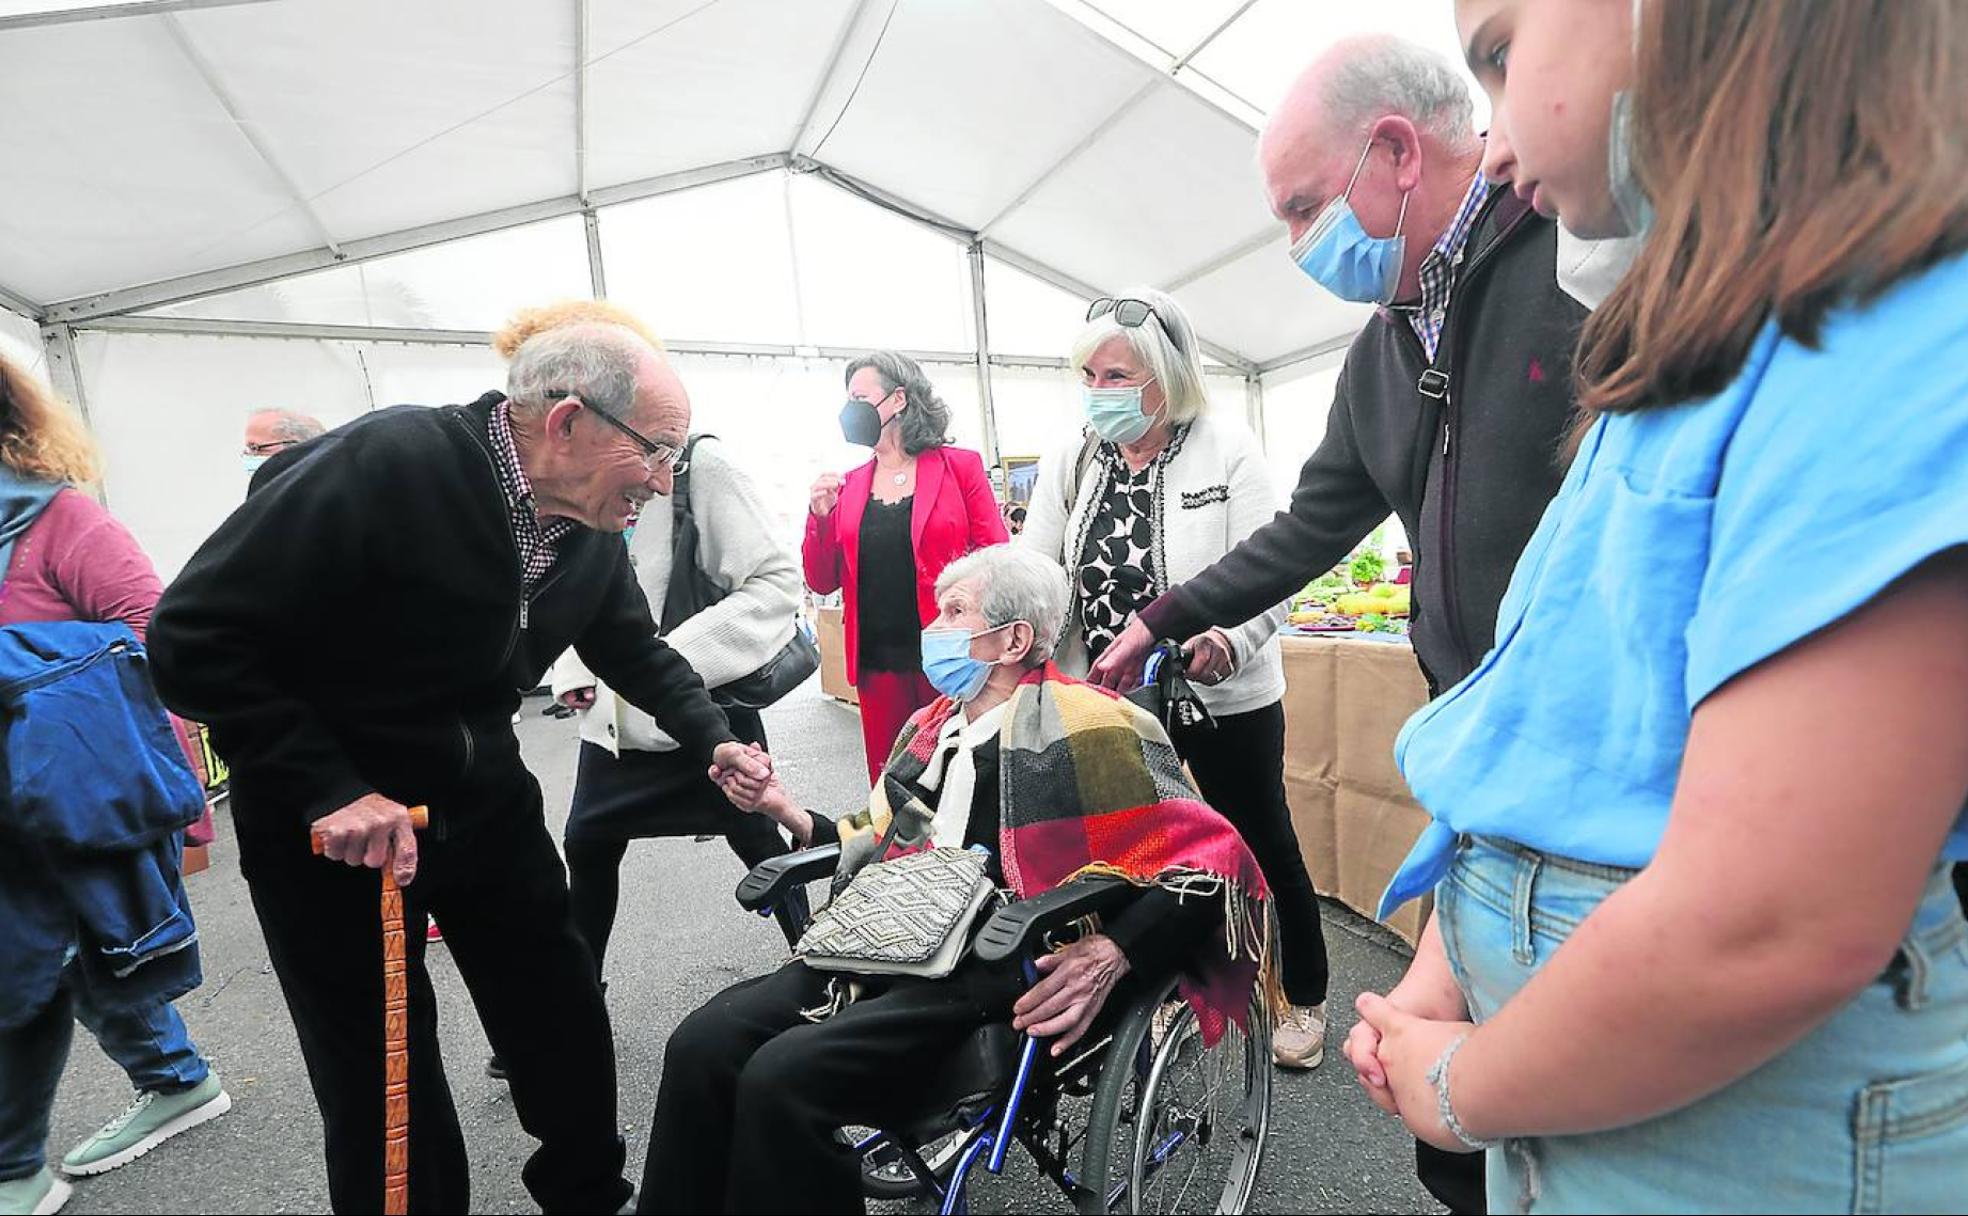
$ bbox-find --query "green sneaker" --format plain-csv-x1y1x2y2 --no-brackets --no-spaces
59,1072,231,1177
0,1168,70,1215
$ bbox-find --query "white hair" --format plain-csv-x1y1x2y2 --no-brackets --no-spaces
934,545,1069,668
248,409,325,444
1322,36,1479,151
1068,287,1210,426
505,322,652,420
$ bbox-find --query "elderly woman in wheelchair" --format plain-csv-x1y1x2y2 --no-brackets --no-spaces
637,546,1279,1215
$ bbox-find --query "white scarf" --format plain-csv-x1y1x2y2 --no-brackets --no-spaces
915,700,1008,848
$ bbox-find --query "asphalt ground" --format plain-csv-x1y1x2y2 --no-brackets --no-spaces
44,680,1445,1214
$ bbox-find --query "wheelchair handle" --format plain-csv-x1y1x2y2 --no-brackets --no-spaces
973,875,1140,963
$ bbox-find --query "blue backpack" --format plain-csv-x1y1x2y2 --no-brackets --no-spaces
0,621,205,851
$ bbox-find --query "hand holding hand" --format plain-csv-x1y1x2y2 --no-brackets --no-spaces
1353,992,1482,1153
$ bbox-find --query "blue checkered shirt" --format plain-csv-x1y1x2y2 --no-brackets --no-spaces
488,399,578,592
1403,174,1491,362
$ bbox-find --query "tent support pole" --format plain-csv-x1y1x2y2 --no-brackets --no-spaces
967,241,1001,469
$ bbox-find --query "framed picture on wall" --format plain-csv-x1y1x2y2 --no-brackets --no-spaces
1003,455,1041,506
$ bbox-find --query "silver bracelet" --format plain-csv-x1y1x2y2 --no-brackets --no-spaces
1426,1033,1499,1152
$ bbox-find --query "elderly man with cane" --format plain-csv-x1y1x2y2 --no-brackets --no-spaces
149,322,772,1215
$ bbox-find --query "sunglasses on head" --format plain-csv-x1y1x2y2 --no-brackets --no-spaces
548,390,687,473
1086,297,1185,353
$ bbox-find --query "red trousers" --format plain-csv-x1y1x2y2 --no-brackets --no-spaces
853,668,938,785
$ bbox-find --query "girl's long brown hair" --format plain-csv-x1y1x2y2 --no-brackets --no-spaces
1576,0,1968,418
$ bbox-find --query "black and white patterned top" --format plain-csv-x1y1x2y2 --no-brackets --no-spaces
1076,451,1158,662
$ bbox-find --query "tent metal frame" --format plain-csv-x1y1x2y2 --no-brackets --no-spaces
4,0,1335,456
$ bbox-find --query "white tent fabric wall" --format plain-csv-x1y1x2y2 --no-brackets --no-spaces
0,0,1470,582
73,331,375,579
0,310,42,375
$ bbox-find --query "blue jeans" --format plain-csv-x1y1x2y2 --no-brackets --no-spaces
1438,835,1968,1215
0,964,209,1181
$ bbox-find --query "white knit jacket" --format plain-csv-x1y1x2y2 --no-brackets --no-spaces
551,437,802,753
1018,414,1288,718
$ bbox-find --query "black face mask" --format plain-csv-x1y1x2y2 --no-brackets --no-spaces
838,396,887,447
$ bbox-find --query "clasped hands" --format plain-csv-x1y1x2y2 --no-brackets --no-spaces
1344,989,1485,1154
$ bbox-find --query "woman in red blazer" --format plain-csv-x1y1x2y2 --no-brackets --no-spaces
804,351,1008,781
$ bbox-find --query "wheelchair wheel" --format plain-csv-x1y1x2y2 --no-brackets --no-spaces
1076,980,1272,1214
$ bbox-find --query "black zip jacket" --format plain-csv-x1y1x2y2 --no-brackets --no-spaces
1139,188,1584,695
149,393,734,830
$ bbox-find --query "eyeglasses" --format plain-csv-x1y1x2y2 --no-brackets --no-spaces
1087,297,1186,353
548,390,687,473
242,440,300,457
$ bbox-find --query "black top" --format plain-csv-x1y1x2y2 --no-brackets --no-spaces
808,736,1216,978
1139,187,1584,697
856,495,922,673
1076,452,1158,664
149,393,736,832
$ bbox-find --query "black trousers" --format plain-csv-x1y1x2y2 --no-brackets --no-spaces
237,779,630,1215
1416,1140,1487,1214
637,959,1023,1215
1169,700,1331,1006
564,734,809,975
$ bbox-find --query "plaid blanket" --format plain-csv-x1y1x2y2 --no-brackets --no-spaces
833,663,1280,1044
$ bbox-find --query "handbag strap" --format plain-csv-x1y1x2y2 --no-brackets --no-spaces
659,434,722,634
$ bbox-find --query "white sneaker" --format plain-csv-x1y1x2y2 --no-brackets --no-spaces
1271,1002,1326,1069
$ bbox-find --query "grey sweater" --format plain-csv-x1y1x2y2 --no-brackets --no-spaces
1139,189,1585,696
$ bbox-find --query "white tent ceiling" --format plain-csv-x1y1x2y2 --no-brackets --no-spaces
0,0,1496,374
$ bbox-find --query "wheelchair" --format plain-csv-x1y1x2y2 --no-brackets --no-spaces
733,645,1270,1214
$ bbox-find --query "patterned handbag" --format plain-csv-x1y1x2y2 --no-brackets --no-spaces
796,846,998,979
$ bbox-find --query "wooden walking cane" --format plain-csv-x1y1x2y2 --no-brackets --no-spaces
313,805,430,1216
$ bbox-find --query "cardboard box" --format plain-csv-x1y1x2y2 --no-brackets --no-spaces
1281,635,1434,944
816,604,859,706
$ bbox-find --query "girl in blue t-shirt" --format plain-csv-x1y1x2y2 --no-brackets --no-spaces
1345,2,1968,1211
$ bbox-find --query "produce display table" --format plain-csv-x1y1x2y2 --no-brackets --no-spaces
1279,633,1433,945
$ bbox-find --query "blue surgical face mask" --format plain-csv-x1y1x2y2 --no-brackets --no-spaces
1082,377,1159,445
920,622,1022,703
242,453,268,475
1288,137,1410,304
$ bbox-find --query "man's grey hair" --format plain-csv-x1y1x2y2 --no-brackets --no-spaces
934,545,1068,669
1068,287,1210,426
505,323,652,420
249,409,325,444
845,351,952,457
1322,36,1479,151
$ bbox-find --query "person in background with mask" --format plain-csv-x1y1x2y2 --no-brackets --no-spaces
1346,1,1968,1209
239,409,323,476
1079,39,1585,1212
803,351,1006,783
1019,288,1334,1073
